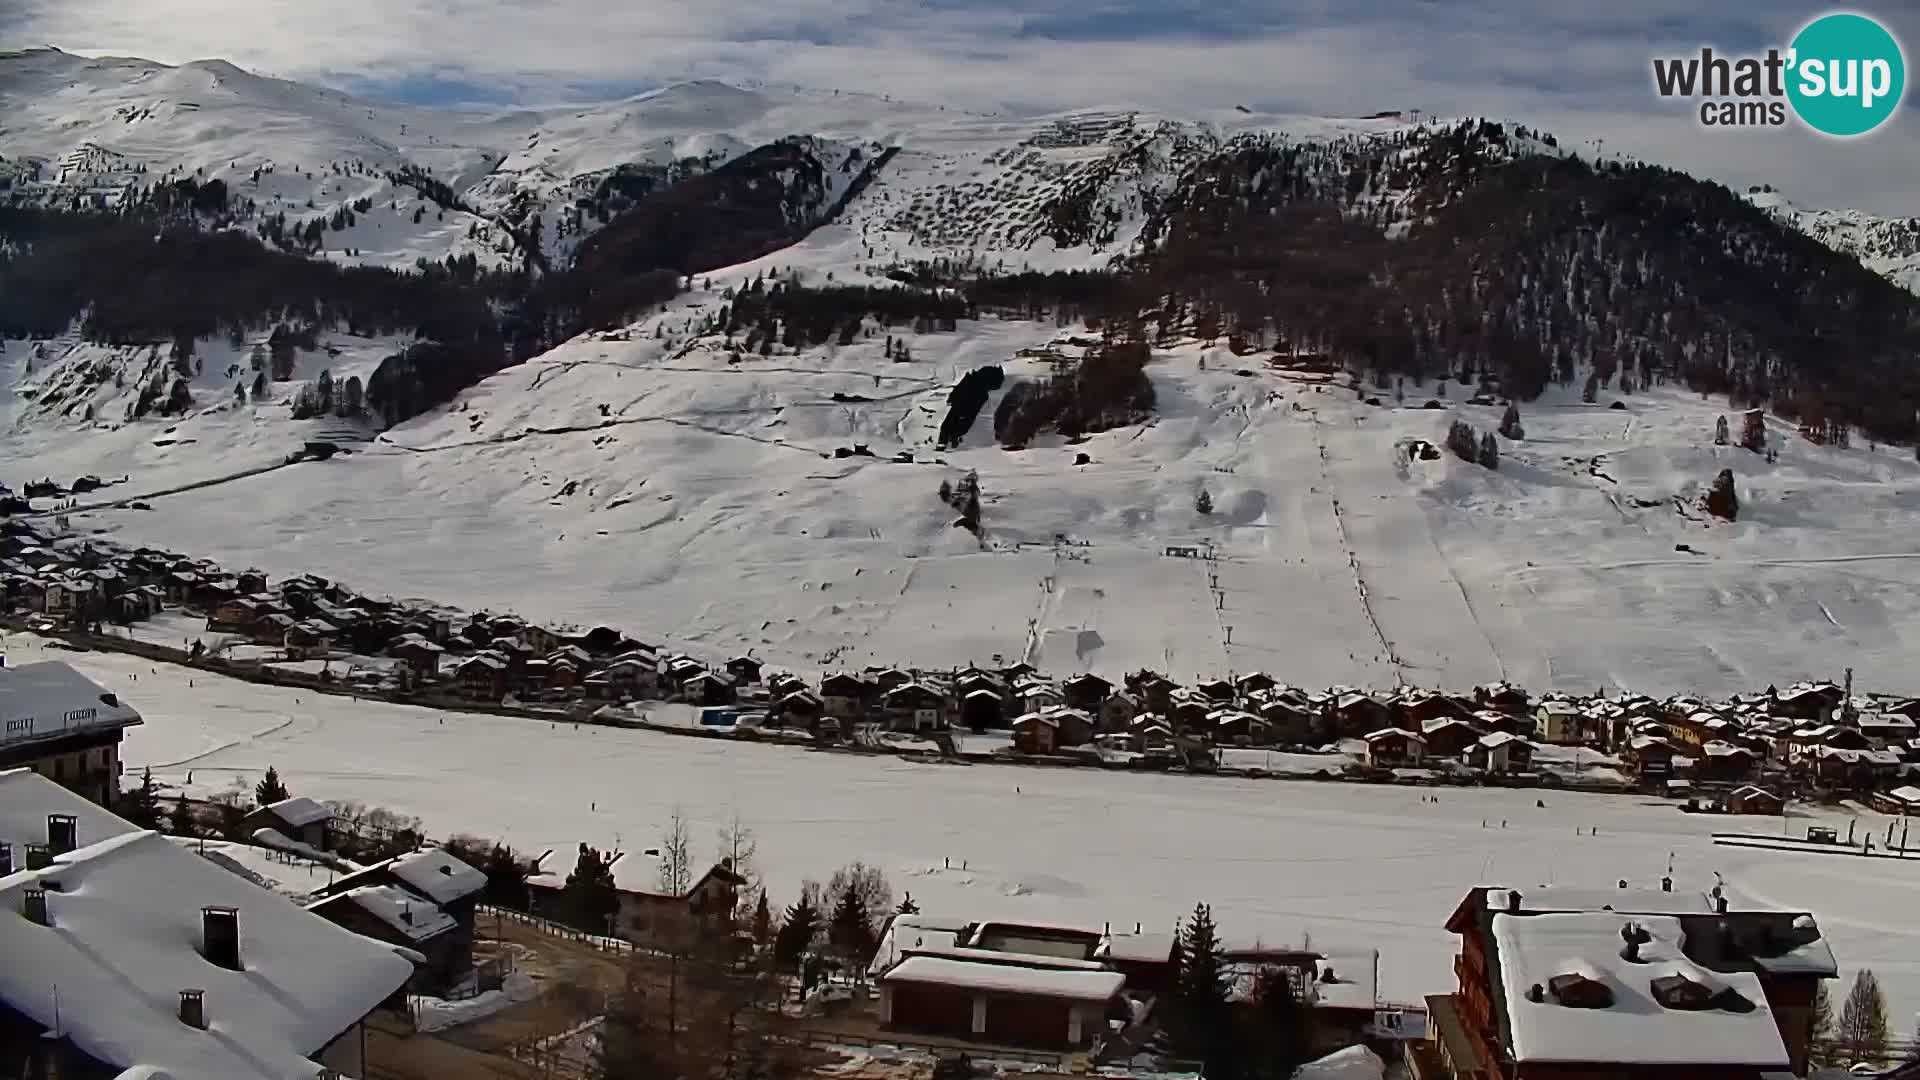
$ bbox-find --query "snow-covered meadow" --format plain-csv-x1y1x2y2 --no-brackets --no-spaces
10,635,1918,1025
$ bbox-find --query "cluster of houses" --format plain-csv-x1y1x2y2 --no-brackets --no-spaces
9,524,1920,806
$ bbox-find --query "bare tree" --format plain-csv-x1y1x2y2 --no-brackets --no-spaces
1837,969,1889,1066
717,814,760,918
660,809,693,897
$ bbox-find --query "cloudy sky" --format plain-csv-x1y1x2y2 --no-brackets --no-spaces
5,0,1915,213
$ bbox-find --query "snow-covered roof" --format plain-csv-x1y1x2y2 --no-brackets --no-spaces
868,913,969,975
903,943,1110,971
881,955,1125,1001
1491,912,1788,1067
1478,732,1526,749
0,661,144,747
0,774,413,1080
1487,887,1716,916
336,884,458,941
260,796,331,828
1885,785,1920,806
0,767,141,855
388,849,487,904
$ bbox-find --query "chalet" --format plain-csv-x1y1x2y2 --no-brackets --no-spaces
681,670,736,706
162,569,198,603
1059,672,1111,712
521,625,561,654
1170,694,1213,733
1804,745,1900,789
389,634,445,676
283,620,333,660
0,769,414,1080
1196,677,1237,703
547,658,581,692
253,612,296,645
1536,701,1582,746
883,681,947,731
871,667,915,693
236,569,270,594
1422,718,1483,758
1334,693,1394,738
0,661,145,807
821,672,873,720
772,689,825,728
1725,786,1786,815
547,644,592,670
1099,690,1140,732
879,922,1126,1049
960,687,1006,730
1096,929,1177,995
1363,728,1426,768
1401,692,1473,727
1435,885,1837,1078
1772,681,1843,721
1012,712,1062,754
1466,731,1533,775
1695,741,1758,784
605,655,661,698
242,796,332,851
1476,683,1531,714
305,849,487,993
458,655,508,701
1018,681,1064,714
1857,713,1918,748
1127,671,1178,714
725,655,765,684
531,854,742,949
1000,661,1038,682
1623,734,1678,782
1255,696,1316,743
1211,709,1272,746
1235,671,1278,697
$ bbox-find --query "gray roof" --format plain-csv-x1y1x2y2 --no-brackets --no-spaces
0,661,144,749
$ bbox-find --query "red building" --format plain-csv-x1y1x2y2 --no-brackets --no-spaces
1419,886,1836,1080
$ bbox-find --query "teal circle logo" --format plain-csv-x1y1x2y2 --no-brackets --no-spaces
1787,13,1906,136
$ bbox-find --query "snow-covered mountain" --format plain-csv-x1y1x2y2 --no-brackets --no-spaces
9,50,1920,697
1748,188,1920,294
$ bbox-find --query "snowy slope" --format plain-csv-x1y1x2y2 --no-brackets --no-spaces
1749,188,1920,294
25,255,1920,699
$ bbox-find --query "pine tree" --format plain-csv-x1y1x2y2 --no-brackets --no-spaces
751,890,774,951
168,797,199,839
829,880,875,977
1582,370,1600,404
1172,903,1233,1067
1837,969,1889,1066
1714,415,1730,446
254,766,289,807
119,768,161,829
1498,402,1524,440
1740,410,1767,453
1243,966,1313,1080
561,843,619,935
1479,431,1500,469
1446,420,1479,464
1195,488,1214,515
773,893,819,972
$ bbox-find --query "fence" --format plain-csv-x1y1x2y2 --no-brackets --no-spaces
798,1028,1067,1068
478,904,678,961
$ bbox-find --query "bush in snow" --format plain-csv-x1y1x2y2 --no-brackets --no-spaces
1703,468,1738,521
1479,431,1500,469
1498,403,1524,440
1196,488,1214,515
1445,420,1480,464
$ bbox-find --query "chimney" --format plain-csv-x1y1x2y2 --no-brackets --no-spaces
31,1032,65,1080
46,815,77,856
24,844,51,871
202,906,241,970
1661,875,1673,893
0,842,12,876
1715,895,1729,914
1526,983,1545,1003
178,989,207,1030
1506,890,1523,914
23,888,48,926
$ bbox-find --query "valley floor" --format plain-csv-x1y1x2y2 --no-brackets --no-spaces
11,634,1920,1027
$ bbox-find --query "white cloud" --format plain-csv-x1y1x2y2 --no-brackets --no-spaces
5,0,1916,213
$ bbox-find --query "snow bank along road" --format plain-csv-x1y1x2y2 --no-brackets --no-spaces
17,636,1919,1025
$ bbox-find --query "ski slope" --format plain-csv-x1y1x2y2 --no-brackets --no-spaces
18,264,1920,698
10,634,1917,1025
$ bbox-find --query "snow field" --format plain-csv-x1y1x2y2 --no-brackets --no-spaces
8,634,1918,1025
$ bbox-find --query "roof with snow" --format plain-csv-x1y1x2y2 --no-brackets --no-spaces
881,955,1125,1001
1491,912,1789,1067
0,661,144,748
387,848,487,904
259,796,330,828
0,772,412,1080
329,884,458,942
0,767,140,854
1098,930,1175,964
